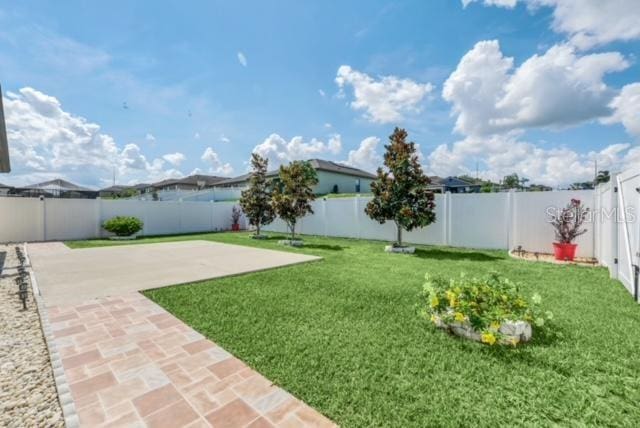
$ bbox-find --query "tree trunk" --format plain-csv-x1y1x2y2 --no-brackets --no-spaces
290,221,296,240
396,222,403,247
256,222,261,236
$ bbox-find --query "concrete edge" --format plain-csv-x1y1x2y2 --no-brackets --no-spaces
141,253,324,294
24,242,80,428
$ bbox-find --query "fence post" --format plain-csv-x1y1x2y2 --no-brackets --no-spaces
96,198,102,239
210,200,215,231
323,198,328,237
40,196,47,242
354,195,361,239
506,190,516,251
610,174,619,279
444,192,451,246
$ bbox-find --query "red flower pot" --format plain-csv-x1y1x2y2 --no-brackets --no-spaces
553,242,577,261
231,223,240,231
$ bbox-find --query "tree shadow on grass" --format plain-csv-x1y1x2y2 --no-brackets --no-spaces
302,244,346,251
414,248,502,262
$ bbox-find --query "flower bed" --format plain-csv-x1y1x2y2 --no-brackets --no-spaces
420,272,551,346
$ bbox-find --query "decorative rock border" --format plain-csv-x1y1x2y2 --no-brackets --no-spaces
385,245,415,254
432,313,532,345
278,239,304,247
24,243,80,428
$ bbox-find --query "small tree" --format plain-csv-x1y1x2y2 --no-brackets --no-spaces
503,173,520,189
271,160,318,241
365,127,436,247
239,153,275,236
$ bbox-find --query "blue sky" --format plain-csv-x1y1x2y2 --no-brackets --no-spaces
1,0,638,188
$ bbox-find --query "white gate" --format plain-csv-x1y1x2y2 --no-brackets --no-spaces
616,169,640,299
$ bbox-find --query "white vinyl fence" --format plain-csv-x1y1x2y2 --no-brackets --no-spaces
1,178,638,301
0,198,245,242
594,169,640,301
264,190,596,257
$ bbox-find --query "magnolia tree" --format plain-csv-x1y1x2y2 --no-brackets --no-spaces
365,127,436,248
271,160,318,241
239,153,275,236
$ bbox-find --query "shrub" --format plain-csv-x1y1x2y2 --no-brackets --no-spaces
419,272,552,345
102,216,143,236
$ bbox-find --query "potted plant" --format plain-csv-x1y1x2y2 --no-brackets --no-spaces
550,198,589,261
102,216,143,240
231,206,242,231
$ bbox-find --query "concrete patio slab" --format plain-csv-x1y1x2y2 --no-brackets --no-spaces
28,240,320,306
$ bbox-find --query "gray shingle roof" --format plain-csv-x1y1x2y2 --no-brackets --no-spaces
217,158,376,186
25,179,93,192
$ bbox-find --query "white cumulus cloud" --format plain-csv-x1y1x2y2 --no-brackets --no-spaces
443,41,628,136
3,87,183,186
602,83,640,138
201,147,234,176
252,133,343,169
463,0,640,49
4,87,182,185
162,152,186,166
345,137,382,173
335,65,434,124
426,134,640,186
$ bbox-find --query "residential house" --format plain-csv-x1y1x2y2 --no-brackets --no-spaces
427,176,481,193
151,174,227,192
9,179,98,199
216,159,376,195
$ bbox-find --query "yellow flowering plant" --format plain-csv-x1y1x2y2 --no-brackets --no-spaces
419,272,551,345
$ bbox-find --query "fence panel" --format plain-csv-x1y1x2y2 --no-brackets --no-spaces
323,198,360,238
0,198,44,242
45,199,98,241
298,200,326,236
180,202,215,233
513,190,595,257
449,193,509,250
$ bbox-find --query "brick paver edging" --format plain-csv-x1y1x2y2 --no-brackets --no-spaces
25,243,80,428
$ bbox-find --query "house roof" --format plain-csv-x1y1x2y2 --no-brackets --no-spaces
151,174,227,189
24,179,93,192
217,158,376,186
0,84,10,173
308,159,376,179
428,176,479,188
99,185,133,192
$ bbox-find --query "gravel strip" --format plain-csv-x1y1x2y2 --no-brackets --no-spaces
0,245,64,428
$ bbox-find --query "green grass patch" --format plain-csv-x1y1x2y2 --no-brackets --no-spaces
72,232,640,426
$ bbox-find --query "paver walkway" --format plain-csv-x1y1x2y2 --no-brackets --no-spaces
29,240,334,427
49,292,335,427
29,241,320,306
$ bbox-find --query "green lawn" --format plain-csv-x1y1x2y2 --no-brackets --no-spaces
67,232,640,427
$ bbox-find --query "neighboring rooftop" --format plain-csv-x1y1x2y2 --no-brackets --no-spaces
151,174,227,189
24,179,93,192
217,158,376,187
